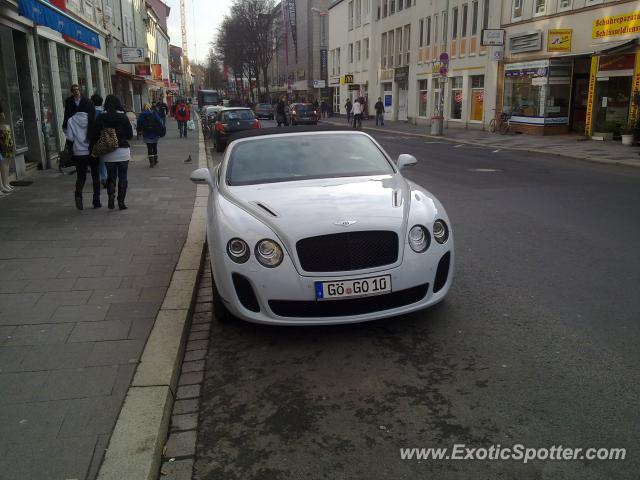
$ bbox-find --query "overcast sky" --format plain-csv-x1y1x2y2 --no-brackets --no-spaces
165,0,234,64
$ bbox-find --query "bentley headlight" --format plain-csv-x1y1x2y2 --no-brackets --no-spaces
433,220,449,244
408,225,430,253
255,239,284,267
227,238,250,263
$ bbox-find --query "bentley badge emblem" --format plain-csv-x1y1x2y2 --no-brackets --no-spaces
334,220,357,227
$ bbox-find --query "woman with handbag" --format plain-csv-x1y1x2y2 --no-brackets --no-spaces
91,95,133,210
137,104,165,167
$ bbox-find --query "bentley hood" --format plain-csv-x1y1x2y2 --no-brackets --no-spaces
226,175,411,244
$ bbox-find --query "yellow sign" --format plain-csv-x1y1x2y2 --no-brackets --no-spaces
629,53,640,127
548,29,572,52
593,11,640,39
340,74,354,85
584,56,598,136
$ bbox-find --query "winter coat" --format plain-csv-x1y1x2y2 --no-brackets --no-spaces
174,103,190,122
64,112,90,156
137,110,165,142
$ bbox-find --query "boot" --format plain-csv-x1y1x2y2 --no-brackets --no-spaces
93,192,102,209
117,180,128,210
75,193,83,210
153,155,158,166
107,180,116,210
149,156,154,168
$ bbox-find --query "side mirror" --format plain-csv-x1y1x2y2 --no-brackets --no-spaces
190,168,213,188
397,154,417,170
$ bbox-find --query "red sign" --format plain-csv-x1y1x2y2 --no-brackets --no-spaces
598,54,635,72
151,64,162,81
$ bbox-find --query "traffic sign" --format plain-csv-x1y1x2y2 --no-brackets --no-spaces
313,79,326,88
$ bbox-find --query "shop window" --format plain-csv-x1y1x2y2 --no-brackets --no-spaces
418,79,428,117
75,51,88,97
504,75,543,117
90,57,100,96
37,38,59,158
450,76,463,120
57,44,72,102
470,75,484,121
334,88,340,115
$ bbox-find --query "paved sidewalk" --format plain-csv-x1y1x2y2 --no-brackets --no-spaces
0,117,198,480
323,116,640,168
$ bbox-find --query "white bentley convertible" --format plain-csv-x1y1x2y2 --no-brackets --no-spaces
191,128,454,325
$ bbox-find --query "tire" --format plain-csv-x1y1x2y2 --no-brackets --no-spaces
489,118,497,133
499,121,510,135
211,270,234,324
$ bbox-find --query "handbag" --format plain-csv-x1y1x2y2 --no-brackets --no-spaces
58,143,74,171
187,120,195,131
92,128,118,157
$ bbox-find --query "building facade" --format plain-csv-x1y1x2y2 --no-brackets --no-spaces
500,0,640,135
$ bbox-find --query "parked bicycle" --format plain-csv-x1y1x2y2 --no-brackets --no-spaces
202,117,212,140
489,111,511,135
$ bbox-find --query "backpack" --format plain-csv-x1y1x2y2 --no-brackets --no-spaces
178,105,186,115
143,113,165,137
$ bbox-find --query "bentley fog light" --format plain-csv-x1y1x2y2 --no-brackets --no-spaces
408,225,430,253
227,238,250,263
255,239,284,267
433,220,449,244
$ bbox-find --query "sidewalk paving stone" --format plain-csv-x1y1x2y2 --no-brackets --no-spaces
0,117,199,479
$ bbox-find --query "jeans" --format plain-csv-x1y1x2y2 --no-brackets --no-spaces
99,158,107,181
346,112,352,123
376,113,384,126
146,142,158,157
177,121,187,137
352,114,362,129
74,155,100,204
105,161,128,186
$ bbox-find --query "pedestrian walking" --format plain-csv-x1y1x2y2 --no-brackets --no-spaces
91,95,133,210
91,94,108,189
174,99,190,138
375,97,385,126
345,99,353,124
320,99,328,119
63,84,96,210
137,103,166,168
155,98,169,125
352,97,363,129
276,97,287,127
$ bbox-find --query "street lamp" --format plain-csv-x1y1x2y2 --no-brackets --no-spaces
311,7,329,104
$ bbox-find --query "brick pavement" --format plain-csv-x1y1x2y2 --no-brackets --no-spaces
0,117,198,480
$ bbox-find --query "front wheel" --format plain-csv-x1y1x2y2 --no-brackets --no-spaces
499,121,510,135
489,118,497,133
211,271,234,324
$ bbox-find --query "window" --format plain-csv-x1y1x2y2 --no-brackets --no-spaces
462,4,468,37
472,1,478,35
348,1,354,29
452,7,458,39
398,0,403,11
513,0,523,20
381,33,387,67
388,30,394,67
482,0,489,29
356,41,361,61
450,76,463,120
558,0,572,10
383,0,387,17
75,51,88,97
585,0,603,4
364,38,370,60
390,0,395,15
470,75,484,121
349,43,354,63
57,44,72,102
442,11,448,42
404,24,410,64
396,27,402,66
418,79,428,117
419,19,424,47
426,17,431,46
90,57,100,95
364,0,370,16
534,0,546,15
336,48,341,74
355,0,361,26
434,14,438,46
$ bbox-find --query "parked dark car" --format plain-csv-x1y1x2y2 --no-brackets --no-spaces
254,103,275,120
289,103,318,125
213,108,261,152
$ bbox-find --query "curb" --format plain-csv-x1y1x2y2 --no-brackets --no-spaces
322,120,640,169
97,118,208,480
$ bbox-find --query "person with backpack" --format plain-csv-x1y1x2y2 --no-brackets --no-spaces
90,95,133,210
174,99,190,138
155,98,169,125
138,103,166,167
345,99,353,124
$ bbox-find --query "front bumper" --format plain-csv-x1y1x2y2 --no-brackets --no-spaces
210,243,454,325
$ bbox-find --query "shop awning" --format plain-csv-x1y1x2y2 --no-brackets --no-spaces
18,0,100,49
593,38,638,55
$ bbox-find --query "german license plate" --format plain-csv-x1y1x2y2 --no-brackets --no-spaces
315,275,392,300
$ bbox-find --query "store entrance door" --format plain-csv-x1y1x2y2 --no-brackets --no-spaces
570,75,589,133
594,76,633,130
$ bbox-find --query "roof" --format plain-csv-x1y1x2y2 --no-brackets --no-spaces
229,125,358,143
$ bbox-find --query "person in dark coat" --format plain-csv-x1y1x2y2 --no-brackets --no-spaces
90,95,133,210
375,97,385,126
276,96,287,127
345,99,353,124
63,84,95,131
155,99,169,125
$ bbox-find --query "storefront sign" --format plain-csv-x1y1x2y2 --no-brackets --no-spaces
348,84,360,91
329,76,340,87
320,49,328,80
481,29,505,46
629,53,640,125
135,64,151,79
531,77,547,86
598,54,636,72
384,94,392,107
151,64,162,81
313,79,326,88
584,57,598,136
505,60,548,77
547,29,572,52
593,11,640,39
341,74,354,84
394,66,409,82
122,47,146,63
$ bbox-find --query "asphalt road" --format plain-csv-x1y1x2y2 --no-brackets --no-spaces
195,121,640,480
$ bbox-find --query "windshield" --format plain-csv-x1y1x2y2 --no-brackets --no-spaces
226,134,394,186
221,110,255,121
201,92,218,103
294,104,313,111
257,104,272,109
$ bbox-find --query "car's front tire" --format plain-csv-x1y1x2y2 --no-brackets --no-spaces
211,271,234,323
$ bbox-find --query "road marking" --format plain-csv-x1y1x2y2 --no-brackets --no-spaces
453,144,463,148
493,149,501,153
468,168,502,172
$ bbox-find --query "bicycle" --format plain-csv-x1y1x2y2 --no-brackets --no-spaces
202,118,212,140
489,111,511,135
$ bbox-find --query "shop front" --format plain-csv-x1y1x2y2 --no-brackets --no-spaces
503,59,572,135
